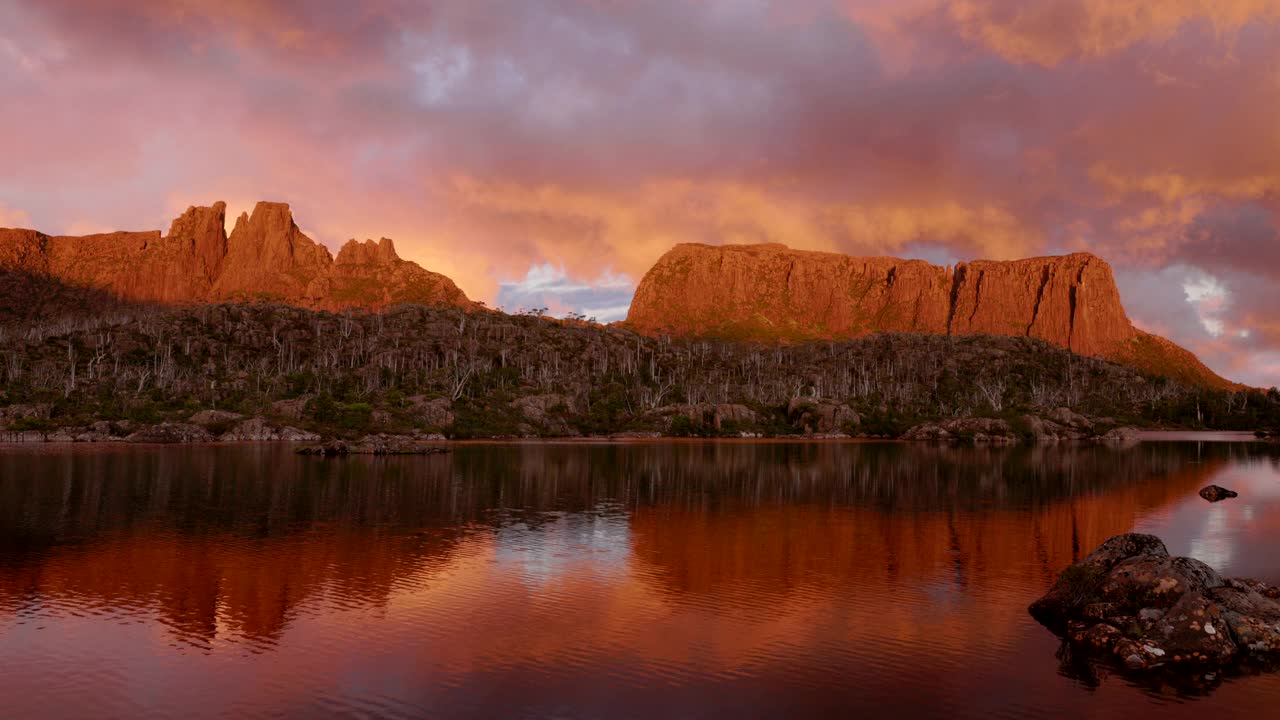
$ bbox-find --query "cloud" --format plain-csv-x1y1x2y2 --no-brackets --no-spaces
496,264,635,322
850,0,1280,67
0,203,31,228
1,0,1279,384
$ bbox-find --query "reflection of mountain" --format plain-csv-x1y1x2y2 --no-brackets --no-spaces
623,442,1256,598
0,442,1271,656
0,447,472,648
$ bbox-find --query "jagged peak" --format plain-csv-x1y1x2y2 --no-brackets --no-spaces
336,237,401,265
165,201,227,239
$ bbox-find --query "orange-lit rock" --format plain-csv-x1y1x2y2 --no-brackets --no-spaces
0,201,475,314
626,242,1230,387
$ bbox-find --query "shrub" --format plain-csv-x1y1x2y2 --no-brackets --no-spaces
9,417,55,432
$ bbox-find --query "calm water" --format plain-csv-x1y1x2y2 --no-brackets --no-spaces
2,440,1279,719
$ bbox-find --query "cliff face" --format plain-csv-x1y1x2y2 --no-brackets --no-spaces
626,242,1230,387
0,201,474,316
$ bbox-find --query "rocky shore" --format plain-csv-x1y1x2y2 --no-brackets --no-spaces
1030,534,1280,672
296,436,449,456
901,408,1140,444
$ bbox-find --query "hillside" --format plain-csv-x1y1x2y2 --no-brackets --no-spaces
1,303,1275,441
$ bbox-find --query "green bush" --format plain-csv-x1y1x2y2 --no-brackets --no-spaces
9,417,55,432
669,415,696,437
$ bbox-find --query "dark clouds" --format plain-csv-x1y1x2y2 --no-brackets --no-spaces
0,0,1278,384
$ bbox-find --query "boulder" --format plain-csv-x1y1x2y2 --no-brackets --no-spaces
1199,485,1238,502
510,394,577,436
1048,407,1094,430
219,417,320,442
1210,579,1280,654
188,409,244,426
902,417,1017,444
1029,533,1280,673
1099,426,1140,442
407,396,455,428
787,397,859,434
1019,414,1088,442
297,435,448,456
270,396,312,419
657,403,758,433
125,423,214,444
0,403,53,427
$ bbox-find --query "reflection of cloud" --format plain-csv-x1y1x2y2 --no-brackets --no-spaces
1189,505,1234,569
493,513,632,586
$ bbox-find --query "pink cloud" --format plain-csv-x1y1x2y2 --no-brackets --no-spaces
1,0,1279,384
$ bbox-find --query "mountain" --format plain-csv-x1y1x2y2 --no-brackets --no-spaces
625,242,1231,388
0,201,475,317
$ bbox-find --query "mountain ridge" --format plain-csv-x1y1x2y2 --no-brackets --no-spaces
0,201,476,317
625,242,1232,388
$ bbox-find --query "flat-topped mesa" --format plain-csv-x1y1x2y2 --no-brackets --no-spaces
625,242,1229,387
0,201,477,317
949,252,1135,357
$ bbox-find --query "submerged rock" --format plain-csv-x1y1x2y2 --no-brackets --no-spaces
1199,485,1238,502
1030,533,1280,672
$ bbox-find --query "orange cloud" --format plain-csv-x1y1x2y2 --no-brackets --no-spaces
851,0,1280,66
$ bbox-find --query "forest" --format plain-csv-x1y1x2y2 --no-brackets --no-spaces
2,303,1278,439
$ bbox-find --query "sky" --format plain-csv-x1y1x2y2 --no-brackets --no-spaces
0,1,1278,386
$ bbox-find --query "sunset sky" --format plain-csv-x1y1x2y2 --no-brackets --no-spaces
1,1,1278,386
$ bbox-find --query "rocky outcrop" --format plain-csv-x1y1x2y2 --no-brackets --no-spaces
1029,534,1280,671
218,417,319,442
901,417,1019,444
406,396,455,429
626,243,1230,387
125,423,214,444
0,201,475,318
296,435,449,456
511,394,577,436
786,397,859,435
654,403,760,435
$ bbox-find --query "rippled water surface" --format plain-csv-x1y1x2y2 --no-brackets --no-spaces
2,439,1280,719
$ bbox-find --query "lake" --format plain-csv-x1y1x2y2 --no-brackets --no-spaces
2,439,1279,719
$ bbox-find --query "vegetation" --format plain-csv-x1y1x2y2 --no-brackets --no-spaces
1,303,1278,438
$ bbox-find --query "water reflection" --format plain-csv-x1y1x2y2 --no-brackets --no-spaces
1,441,1279,719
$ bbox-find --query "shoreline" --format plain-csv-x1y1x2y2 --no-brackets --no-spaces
0,428,1268,450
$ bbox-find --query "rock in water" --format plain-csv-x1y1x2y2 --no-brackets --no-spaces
1029,533,1280,672
1199,485,1239,502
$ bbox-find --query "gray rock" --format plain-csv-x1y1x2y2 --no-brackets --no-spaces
1199,485,1238,502
1030,533,1280,672
188,409,244,426
125,423,214,444
407,396,455,429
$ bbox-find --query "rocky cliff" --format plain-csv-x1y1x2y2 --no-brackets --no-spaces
626,242,1230,387
0,201,475,317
